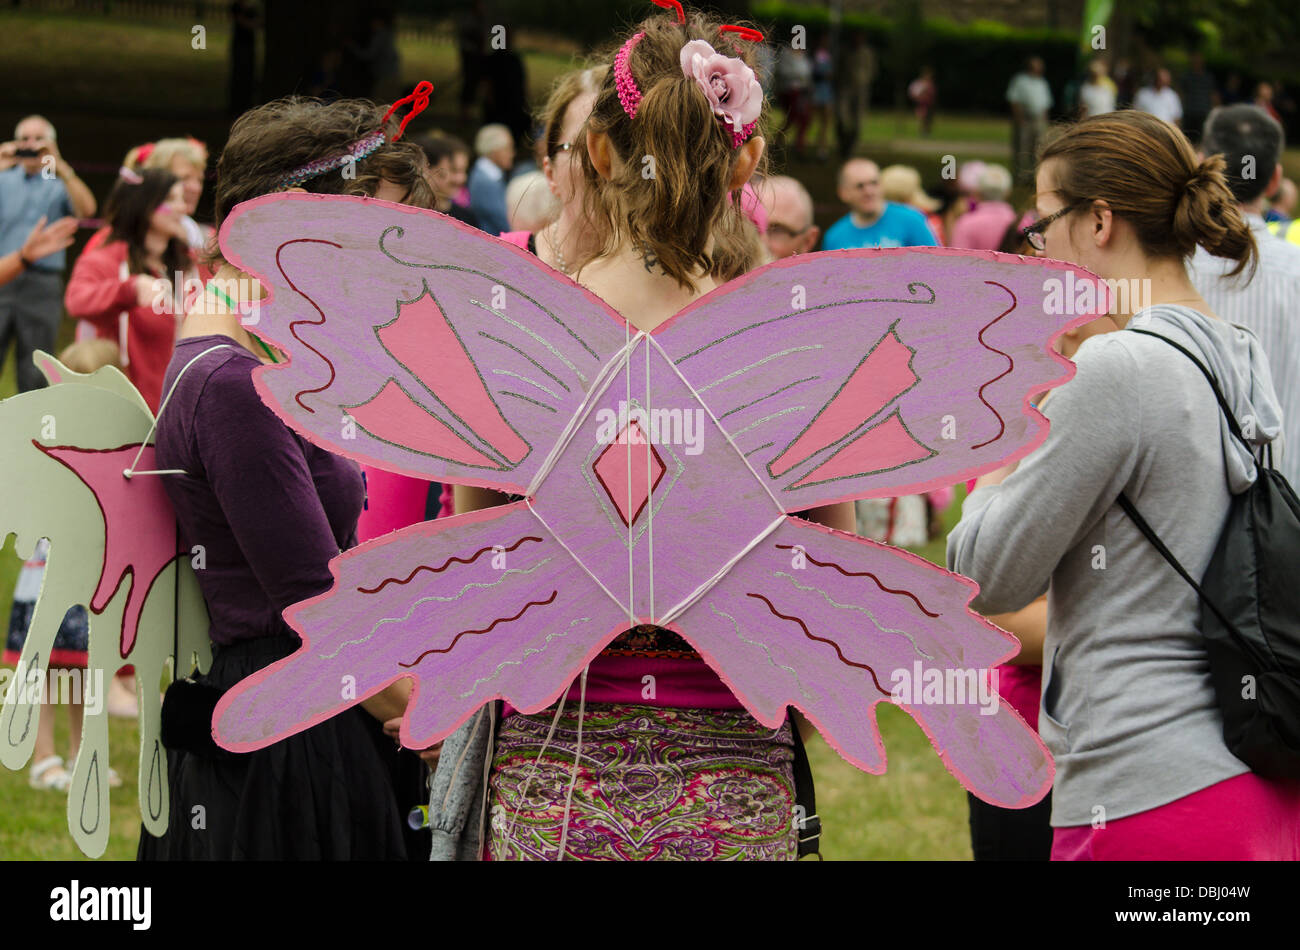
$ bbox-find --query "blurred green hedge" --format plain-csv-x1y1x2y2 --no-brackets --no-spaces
750,1,1079,114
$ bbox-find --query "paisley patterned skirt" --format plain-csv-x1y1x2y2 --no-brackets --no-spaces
485,703,799,861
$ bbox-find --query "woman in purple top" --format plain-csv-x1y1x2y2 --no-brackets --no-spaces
138,97,433,860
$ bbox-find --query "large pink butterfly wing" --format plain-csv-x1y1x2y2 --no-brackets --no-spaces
653,247,1109,509
219,192,634,494
648,247,1105,804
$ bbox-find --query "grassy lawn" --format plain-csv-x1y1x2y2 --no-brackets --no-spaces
0,703,145,861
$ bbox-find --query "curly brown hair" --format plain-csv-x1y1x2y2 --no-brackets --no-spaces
208,96,433,265
574,11,769,290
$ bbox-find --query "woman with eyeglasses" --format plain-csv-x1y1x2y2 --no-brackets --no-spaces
516,66,608,273
948,110,1299,859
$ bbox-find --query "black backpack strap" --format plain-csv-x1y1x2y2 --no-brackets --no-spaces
1117,491,1255,657
788,711,822,859
1125,328,1250,449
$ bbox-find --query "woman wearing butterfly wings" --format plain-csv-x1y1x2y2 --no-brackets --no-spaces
455,11,853,861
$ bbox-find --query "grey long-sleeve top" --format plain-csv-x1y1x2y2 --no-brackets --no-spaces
947,305,1282,826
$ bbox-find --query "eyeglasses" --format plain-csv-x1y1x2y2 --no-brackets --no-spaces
766,223,809,240
1022,199,1088,251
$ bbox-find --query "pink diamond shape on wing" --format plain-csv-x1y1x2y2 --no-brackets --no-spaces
591,421,667,528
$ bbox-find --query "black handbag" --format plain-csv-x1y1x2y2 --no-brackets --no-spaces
1119,328,1300,778
159,678,239,760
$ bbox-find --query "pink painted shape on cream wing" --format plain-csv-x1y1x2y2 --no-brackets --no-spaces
41,444,178,657
769,330,917,477
377,291,529,463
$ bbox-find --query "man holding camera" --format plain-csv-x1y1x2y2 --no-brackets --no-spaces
0,115,96,392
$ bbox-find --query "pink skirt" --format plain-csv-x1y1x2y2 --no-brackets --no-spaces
1052,771,1300,860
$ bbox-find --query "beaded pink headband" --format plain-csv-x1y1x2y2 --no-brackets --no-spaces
614,11,764,149
277,81,434,189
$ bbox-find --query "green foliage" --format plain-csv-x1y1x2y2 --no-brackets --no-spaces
751,0,1079,113
459,0,652,49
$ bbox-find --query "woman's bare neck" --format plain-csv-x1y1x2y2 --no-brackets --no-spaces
576,241,717,333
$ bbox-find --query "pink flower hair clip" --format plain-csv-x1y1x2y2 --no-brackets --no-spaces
613,7,764,149
679,37,762,147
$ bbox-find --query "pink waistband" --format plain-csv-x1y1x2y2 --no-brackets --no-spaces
502,654,743,716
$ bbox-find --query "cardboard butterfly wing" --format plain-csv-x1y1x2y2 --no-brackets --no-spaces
647,248,1108,806
213,194,638,750
0,353,210,857
218,192,635,493
653,248,1098,506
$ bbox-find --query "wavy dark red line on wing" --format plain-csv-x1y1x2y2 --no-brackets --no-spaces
357,535,544,593
398,590,559,669
746,592,890,696
773,543,939,617
972,280,1016,450
275,238,343,413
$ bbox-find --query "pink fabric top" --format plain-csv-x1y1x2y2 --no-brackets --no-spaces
950,201,1018,252
498,230,530,249
505,653,744,715
358,467,427,542
63,240,197,413
994,664,1041,731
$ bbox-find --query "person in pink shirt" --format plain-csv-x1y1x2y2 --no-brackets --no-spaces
950,163,1018,251
64,168,196,413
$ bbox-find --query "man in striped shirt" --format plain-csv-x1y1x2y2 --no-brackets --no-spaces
1188,104,1299,486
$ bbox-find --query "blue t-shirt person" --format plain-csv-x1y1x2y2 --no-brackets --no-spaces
0,166,73,270
821,201,937,250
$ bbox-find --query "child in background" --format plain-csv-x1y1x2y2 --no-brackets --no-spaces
5,340,126,791
908,67,937,137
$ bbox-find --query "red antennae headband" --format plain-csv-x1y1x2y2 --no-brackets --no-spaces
381,80,435,141
615,5,764,149
278,81,435,188
649,0,765,43
719,25,764,43
651,0,685,23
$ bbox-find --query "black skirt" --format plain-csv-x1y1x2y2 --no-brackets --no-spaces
137,636,410,860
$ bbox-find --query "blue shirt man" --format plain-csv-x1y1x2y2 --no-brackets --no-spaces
0,166,73,270
468,124,516,237
822,158,937,250
0,115,96,393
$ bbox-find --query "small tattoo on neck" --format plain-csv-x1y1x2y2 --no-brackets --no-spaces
637,243,660,274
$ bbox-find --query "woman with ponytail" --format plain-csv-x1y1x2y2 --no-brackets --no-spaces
948,110,1300,859
455,9,853,861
